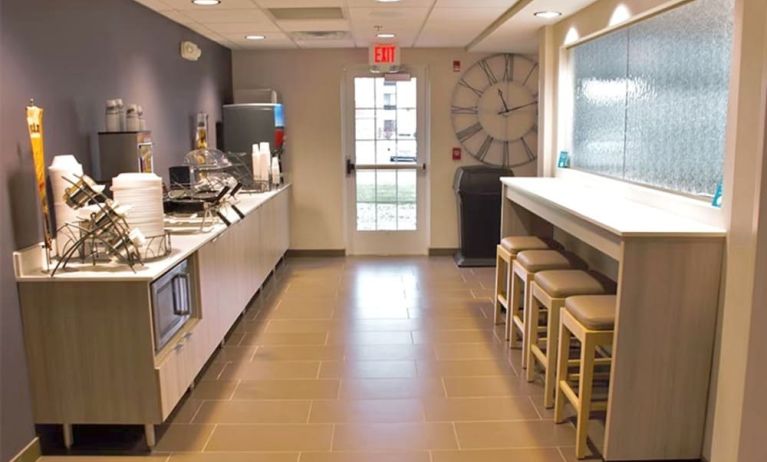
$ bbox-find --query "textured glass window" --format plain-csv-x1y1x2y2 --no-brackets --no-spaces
571,0,734,198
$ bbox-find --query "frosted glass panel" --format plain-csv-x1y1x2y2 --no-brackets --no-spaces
571,0,733,197
572,29,628,177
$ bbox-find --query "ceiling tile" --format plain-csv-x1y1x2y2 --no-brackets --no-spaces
346,0,434,6
225,32,299,48
185,8,272,23
254,0,344,7
205,21,281,34
417,7,505,47
276,19,350,32
161,0,259,9
295,39,357,48
435,0,513,6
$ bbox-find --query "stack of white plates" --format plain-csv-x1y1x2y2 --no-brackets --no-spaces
112,173,165,238
48,155,83,231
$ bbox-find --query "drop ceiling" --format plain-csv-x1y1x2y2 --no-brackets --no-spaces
133,0,597,51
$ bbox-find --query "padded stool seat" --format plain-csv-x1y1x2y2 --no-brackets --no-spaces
565,295,617,331
516,250,583,273
534,270,612,298
500,236,549,255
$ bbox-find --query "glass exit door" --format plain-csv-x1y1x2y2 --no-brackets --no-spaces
344,68,429,255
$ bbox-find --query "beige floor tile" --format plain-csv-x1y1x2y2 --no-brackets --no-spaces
299,452,430,462
269,306,336,320
338,378,445,399
454,420,576,449
431,448,565,462
344,344,436,361
416,359,514,377
189,380,239,400
153,424,215,452
239,332,328,346
326,331,413,345
412,330,495,344
333,307,411,320
166,397,204,424
443,376,540,397
192,400,311,423
254,345,345,361
308,399,424,423
433,343,509,361
168,453,298,462
210,345,258,364
333,422,458,451
423,397,541,421
219,360,321,380
266,319,337,333
204,424,333,451
233,379,340,400
319,360,417,379
408,308,487,320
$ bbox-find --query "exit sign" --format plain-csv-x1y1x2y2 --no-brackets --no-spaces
369,44,400,67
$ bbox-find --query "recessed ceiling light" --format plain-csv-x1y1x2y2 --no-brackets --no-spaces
377,33,396,39
377,0,401,3
245,35,266,40
534,11,562,19
192,0,221,5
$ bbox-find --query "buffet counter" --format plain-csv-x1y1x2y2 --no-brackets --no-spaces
500,177,724,461
14,185,291,282
12,185,291,449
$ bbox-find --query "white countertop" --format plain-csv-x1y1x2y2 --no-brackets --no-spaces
14,185,290,283
501,177,726,238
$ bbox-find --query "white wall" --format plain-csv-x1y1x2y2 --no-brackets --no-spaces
539,1,767,461
233,48,537,251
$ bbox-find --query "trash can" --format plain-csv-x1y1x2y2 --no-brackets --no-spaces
453,166,513,267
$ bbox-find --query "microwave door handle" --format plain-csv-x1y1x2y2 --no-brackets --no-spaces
172,276,185,316
178,274,191,315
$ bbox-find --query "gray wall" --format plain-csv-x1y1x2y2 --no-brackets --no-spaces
0,0,232,459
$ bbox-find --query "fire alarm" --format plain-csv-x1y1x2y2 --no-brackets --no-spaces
453,60,461,72
452,147,462,160
181,41,202,61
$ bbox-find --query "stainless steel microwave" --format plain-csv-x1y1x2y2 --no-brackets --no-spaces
151,259,194,351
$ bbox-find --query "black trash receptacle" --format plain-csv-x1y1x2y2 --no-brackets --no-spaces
453,166,513,267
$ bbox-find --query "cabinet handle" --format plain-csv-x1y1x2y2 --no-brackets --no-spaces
175,339,186,351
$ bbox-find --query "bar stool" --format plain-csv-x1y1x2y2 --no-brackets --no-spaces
554,294,617,459
507,250,584,368
493,236,550,326
525,270,615,408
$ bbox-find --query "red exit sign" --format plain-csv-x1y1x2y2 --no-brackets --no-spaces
369,44,400,66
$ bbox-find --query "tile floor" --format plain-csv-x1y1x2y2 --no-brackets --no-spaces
39,257,599,462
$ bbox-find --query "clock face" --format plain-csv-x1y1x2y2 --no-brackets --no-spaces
451,53,539,168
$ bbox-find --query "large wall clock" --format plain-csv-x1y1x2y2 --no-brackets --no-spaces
451,53,539,168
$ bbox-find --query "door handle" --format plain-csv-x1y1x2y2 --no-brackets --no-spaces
346,158,356,176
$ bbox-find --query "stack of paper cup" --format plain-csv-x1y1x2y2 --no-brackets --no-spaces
49,155,83,232
259,142,271,182
112,173,165,239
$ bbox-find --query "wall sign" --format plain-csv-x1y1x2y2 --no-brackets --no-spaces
369,44,400,67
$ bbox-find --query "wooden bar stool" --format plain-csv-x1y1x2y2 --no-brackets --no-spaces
554,294,617,459
507,250,584,368
493,236,550,326
525,270,615,408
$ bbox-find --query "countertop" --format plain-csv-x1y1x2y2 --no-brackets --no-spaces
14,185,291,283
501,177,726,238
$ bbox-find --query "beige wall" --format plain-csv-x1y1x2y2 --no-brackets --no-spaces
232,48,537,251
539,1,767,461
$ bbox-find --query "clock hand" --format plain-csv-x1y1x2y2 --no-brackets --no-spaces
497,88,511,113
499,100,537,115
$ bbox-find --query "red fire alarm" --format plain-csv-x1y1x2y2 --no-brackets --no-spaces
453,60,461,72
452,147,462,160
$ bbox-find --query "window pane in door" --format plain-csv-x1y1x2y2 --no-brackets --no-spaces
356,170,376,231
356,109,376,140
376,170,397,230
355,78,375,108
397,79,417,109
397,170,417,230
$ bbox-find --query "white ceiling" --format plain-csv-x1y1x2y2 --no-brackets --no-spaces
133,0,594,51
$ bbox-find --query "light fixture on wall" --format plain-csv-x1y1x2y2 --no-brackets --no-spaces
564,27,580,45
377,33,396,39
192,0,221,5
245,35,266,40
534,11,562,19
609,4,632,25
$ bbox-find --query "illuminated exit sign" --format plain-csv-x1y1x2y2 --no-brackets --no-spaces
369,44,400,67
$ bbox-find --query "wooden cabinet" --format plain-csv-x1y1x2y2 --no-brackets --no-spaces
16,187,291,446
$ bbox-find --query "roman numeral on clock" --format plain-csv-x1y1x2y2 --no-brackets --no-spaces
479,60,497,85
456,122,483,142
451,105,478,115
477,135,495,161
458,79,483,97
